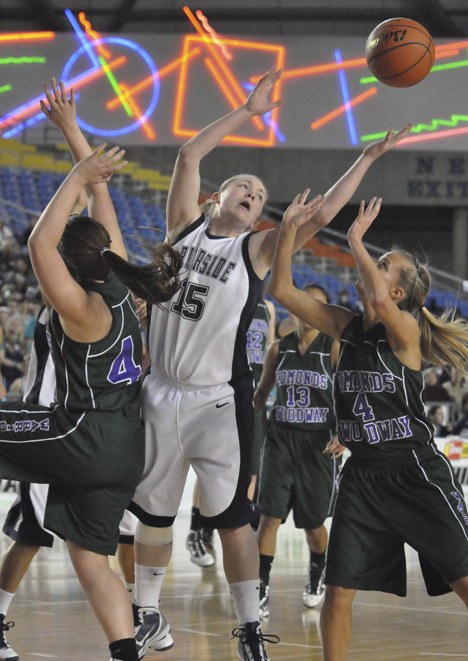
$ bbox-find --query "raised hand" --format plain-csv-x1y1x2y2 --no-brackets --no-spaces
363,124,412,161
282,189,324,230
72,144,128,186
347,196,382,243
40,78,77,130
245,67,283,116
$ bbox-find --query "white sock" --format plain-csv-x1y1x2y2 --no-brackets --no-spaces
0,588,14,616
230,579,260,625
135,565,166,608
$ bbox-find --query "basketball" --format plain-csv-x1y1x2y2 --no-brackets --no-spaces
365,18,435,87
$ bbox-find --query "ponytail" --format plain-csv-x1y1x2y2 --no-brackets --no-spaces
102,243,182,305
395,247,468,375
419,306,468,376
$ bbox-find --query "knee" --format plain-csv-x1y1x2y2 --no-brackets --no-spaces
323,585,356,613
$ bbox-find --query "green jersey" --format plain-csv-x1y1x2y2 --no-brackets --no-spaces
335,316,433,459
246,298,271,386
48,272,142,414
271,331,336,432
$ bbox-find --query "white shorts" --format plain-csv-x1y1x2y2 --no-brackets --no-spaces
131,370,256,528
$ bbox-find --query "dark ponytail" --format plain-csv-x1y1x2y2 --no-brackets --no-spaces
60,215,181,305
102,243,181,305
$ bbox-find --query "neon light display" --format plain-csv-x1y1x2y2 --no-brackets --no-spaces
0,8,467,150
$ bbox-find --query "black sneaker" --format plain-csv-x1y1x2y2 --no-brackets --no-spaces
302,567,325,608
199,527,214,551
135,606,174,659
132,602,139,628
0,619,18,661
186,530,214,567
232,621,279,661
259,580,270,620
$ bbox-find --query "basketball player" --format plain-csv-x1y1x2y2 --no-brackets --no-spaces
254,284,344,620
128,66,410,661
268,196,468,661
0,103,180,661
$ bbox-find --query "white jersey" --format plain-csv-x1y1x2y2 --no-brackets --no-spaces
23,307,56,406
148,215,262,386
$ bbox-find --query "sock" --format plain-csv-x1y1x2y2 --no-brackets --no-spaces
190,507,202,531
109,637,138,661
135,565,166,608
230,579,261,625
124,582,135,600
0,589,14,617
259,554,274,586
309,550,326,574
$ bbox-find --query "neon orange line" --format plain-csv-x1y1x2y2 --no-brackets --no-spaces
172,35,192,139
0,32,54,42
203,57,242,112
182,5,264,131
0,56,126,129
106,47,201,111
79,12,111,59
120,83,156,140
399,125,468,145
311,87,378,130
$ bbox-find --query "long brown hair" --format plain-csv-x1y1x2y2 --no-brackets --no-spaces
395,248,468,375
60,215,181,305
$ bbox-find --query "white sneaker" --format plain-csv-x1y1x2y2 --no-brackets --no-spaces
302,569,325,608
186,530,215,567
0,619,18,661
135,606,174,659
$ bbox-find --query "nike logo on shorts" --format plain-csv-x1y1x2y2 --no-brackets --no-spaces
216,402,229,408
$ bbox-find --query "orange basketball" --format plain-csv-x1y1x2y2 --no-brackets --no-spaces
365,18,435,87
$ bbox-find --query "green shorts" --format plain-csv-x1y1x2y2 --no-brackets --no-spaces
326,445,468,596
251,407,268,475
0,402,145,555
258,423,338,529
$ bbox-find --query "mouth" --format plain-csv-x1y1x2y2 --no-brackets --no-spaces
239,200,251,212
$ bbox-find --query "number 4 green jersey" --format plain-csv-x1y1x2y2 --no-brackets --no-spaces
335,316,433,459
48,272,142,414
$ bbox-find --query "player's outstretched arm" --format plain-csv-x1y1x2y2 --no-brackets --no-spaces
28,145,127,326
268,193,355,341
166,67,282,241
41,79,128,261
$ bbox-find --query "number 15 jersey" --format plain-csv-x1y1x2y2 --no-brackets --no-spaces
148,215,262,387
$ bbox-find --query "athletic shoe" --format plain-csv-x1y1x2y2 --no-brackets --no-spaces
232,621,279,660
302,567,325,608
259,580,270,620
186,530,215,567
0,619,18,661
199,526,214,551
135,606,174,659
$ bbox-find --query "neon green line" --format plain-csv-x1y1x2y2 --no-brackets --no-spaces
360,58,468,84
360,113,468,142
98,55,133,117
0,56,46,64
411,114,468,133
0,84,12,94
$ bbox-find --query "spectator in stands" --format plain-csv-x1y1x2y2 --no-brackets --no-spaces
442,367,467,410
427,404,452,438
0,317,28,391
452,393,468,437
422,367,454,403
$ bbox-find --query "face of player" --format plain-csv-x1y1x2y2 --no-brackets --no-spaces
355,251,412,306
215,176,266,230
298,287,328,332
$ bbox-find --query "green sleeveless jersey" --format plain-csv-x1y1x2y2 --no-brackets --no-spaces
271,331,336,432
48,272,142,414
335,316,433,459
246,298,271,386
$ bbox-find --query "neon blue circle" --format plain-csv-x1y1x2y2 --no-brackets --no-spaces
61,36,159,137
